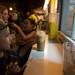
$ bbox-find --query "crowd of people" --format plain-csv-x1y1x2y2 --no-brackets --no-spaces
0,6,37,75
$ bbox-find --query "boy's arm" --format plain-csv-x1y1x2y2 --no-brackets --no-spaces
13,23,37,41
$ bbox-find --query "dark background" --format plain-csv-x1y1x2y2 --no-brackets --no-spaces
0,0,45,13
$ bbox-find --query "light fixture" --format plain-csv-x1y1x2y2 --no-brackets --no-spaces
9,7,13,11
43,0,49,10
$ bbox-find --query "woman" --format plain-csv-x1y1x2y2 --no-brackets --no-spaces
14,18,37,67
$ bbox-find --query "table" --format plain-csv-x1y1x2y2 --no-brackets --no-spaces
23,35,63,75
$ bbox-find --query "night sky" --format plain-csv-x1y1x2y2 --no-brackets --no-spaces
0,0,45,12
18,0,45,12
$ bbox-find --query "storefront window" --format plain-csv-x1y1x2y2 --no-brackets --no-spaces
60,0,75,40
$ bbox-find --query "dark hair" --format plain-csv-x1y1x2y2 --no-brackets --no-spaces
28,18,36,26
20,18,36,27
